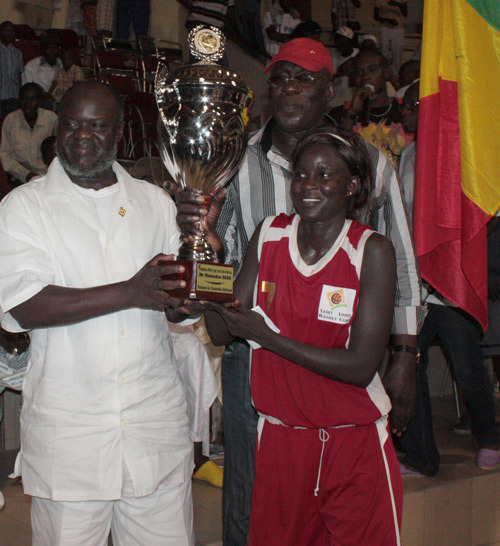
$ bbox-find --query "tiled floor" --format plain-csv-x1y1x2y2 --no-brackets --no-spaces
1,393,499,545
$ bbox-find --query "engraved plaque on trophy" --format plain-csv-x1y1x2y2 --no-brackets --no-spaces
155,25,254,300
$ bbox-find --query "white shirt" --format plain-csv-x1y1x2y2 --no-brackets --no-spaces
263,9,301,57
22,55,62,93
0,159,193,501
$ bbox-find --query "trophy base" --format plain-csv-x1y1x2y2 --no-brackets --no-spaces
160,259,234,301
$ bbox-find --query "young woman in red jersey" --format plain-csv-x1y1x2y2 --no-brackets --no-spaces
204,127,402,546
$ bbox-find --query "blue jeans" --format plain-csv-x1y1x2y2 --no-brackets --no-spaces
400,304,500,476
115,0,150,41
221,340,258,546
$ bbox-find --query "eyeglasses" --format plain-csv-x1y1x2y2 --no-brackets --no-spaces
268,73,322,88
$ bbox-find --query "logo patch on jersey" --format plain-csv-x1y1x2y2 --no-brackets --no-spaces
318,285,356,324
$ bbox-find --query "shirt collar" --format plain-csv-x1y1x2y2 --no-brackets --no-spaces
45,158,131,196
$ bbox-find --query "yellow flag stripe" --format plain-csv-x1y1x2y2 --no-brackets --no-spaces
455,0,500,215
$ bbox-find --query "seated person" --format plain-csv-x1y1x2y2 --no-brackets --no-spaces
0,83,58,186
48,48,84,108
204,127,402,545
22,35,62,107
332,49,412,166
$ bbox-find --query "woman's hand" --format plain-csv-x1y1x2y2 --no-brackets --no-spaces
204,301,272,345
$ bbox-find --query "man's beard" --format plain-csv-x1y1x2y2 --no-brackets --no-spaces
57,140,118,179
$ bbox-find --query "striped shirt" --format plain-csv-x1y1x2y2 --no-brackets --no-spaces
217,117,424,335
0,43,24,100
331,0,358,29
186,0,235,29
51,64,85,102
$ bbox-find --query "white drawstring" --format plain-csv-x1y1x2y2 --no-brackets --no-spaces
313,428,330,497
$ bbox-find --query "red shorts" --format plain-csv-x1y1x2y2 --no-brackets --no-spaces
249,418,402,546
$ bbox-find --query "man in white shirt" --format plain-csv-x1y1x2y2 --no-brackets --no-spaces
0,81,199,545
22,37,62,94
262,0,301,58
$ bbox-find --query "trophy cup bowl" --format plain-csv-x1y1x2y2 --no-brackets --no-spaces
155,25,254,301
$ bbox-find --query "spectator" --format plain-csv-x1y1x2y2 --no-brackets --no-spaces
331,26,358,75
0,324,31,513
262,0,301,58
0,83,58,187
241,0,266,55
481,217,500,394
398,82,500,474
81,0,98,35
48,49,85,108
331,0,361,33
336,49,413,166
290,20,321,40
22,36,62,95
395,59,420,100
374,0,407,75
16,0,55,30
359,33,379,52
115,0,151,41
0,21,24,119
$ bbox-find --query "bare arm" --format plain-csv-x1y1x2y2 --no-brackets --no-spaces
208,233,397,387
203,221,262,346
10,254,189,329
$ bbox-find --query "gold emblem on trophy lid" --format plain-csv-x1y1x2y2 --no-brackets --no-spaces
188,25,226,63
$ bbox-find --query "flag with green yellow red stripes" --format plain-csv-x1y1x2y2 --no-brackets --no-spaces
414,0,500,330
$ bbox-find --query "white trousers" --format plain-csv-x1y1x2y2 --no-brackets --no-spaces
380,26,405,75
31,462,194,546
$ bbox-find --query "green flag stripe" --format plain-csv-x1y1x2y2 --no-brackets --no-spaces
466,0,500,32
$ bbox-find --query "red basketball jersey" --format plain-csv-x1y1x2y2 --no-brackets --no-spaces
251,214,391,428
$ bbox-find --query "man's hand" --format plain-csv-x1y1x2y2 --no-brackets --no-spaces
383,351,417,436
0,328,30,355
176,188,226,254
125,254,187,311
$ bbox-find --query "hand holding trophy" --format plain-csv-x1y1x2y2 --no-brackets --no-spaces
155,25,253,301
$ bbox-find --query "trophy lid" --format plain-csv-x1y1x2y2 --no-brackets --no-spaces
161,25,251,95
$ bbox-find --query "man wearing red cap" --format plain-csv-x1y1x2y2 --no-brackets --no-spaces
178,37,422,545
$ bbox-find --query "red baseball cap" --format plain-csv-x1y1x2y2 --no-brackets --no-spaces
264,38,334,77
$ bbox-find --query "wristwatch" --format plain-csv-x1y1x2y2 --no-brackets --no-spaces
392,344,421,364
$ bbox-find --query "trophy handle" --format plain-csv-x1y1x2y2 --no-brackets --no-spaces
155,63,170,112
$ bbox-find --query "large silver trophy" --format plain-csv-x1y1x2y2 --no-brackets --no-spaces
155,25,254,301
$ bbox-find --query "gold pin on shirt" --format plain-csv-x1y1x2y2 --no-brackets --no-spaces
118,207,126,217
